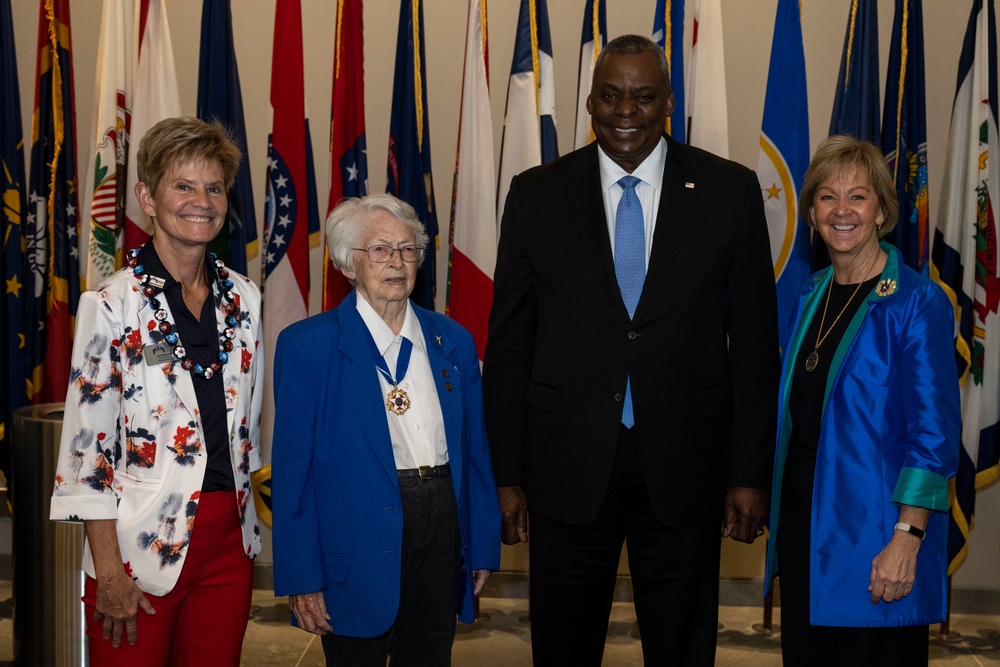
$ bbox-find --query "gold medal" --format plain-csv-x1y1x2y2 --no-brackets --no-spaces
386,386,411,416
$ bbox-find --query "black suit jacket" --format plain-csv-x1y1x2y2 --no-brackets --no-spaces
483,137,780,527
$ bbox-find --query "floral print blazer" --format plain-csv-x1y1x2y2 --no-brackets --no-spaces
50,261,264,596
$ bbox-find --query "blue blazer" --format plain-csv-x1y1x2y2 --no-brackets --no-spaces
271,291,501,637
765,244,960,626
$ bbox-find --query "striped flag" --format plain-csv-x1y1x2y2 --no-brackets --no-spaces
881,0,929,274
197,0,258,277
652,0,685,142
80,0,131,289
446,0,495,359
386,0,438,310
757,0,810,352
573,0,605,150
324,0,367,311
261,0,318,463
123,0,180,251
829,0,880,143
27,0,80,404
686,0,728,158
497,0,558,225
1,0,28,489
931,0,1000,574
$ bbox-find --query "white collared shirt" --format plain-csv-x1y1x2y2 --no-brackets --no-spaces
598,137,667,269
356,295,449,470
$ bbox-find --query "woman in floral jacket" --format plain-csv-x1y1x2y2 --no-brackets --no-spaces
50,117,263,666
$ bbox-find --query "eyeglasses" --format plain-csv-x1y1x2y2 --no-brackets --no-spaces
353,245,425,263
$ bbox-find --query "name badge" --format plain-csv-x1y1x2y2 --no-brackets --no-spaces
143,342,176,366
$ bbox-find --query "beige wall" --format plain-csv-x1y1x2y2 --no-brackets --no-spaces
9,0,999,589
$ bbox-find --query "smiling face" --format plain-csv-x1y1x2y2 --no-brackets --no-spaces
811,166,885,263
137,158,227,254
586,51,674,173
343,210,418,317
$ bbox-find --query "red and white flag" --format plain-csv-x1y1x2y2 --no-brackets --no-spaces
686,0,729,158
446,0,495,359
124,0,180,250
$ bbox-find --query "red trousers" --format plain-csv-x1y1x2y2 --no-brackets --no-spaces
83,490,254,667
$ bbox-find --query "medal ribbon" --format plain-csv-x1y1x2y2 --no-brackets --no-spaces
364,329,413,390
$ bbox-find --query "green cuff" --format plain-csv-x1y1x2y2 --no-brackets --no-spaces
892,467,950,512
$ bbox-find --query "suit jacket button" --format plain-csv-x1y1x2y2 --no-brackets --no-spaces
445,382,453,391
628,331,637,339
614,393,623,402
441,369,450,377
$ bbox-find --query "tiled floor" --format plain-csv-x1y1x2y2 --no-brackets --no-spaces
2,583,998,665
236,589,999,666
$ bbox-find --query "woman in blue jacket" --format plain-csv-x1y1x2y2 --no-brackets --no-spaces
765,136,960,665
271,194,500,666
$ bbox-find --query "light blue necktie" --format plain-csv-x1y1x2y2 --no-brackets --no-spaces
614,175,645,428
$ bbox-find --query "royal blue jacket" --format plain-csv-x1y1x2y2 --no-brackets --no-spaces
765,244,960,627
271,291,500,637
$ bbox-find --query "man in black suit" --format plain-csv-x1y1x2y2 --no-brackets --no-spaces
483,34,779,665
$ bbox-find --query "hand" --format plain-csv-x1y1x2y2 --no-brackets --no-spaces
869,533,920,604
498,486,528,545
289,591,334,635
93,569,156,648
473,569,492,597
721,486,768,543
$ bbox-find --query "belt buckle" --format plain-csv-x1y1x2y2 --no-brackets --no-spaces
417,465,433,480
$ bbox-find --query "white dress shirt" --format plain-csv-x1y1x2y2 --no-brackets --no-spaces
356,295,449,469
598,137,667,269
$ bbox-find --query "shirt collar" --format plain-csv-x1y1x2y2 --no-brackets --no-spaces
137,240,213,291
355,293,422,355
597,136,667,193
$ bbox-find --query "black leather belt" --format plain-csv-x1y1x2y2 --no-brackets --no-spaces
397,464,451,479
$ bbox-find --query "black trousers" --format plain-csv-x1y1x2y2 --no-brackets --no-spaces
322,475,461,666
528,427,722,666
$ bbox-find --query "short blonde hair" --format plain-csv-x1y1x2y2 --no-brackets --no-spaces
136,116,241,195
326,194,430,274
799,135,899,238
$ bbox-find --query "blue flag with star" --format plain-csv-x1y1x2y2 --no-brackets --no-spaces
1,0,28,492
757,0,810,351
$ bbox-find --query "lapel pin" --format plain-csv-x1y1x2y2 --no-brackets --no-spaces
684,182,696,189
435,335,442,345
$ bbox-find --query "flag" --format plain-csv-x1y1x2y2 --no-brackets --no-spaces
324,0,368,311
386,0,438,310
573,0,605,149
80,0,131,289
26,0,80,404
497,0,558,225
123,0,180,251
652,0,685,142
930,0,1000,575
446,0,495,359
881,0,929,275
1,0,28,490
829,0,880,143
197,0,257,277
260,0,317,473
757,0,810,352
686,0,728,158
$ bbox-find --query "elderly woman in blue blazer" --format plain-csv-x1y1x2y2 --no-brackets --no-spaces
764,136,960,666
271,193,500,666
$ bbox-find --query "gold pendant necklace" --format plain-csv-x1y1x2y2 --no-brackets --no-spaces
805,252,879,373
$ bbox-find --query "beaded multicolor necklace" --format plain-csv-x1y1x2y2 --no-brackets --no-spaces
127,245,239,380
